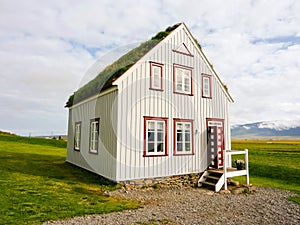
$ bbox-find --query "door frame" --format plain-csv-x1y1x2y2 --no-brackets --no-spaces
206,118,225,168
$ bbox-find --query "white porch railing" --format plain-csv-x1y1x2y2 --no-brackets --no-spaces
223,149,249,190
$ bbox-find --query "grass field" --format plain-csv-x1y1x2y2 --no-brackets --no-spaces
0,135,139,225
1,135,299,224
231,140,300,204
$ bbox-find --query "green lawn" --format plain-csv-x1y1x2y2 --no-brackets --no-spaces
0,135,139,225
1,136,299,224
231,140,300,204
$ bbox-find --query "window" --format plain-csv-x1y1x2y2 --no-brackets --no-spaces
89,118,100,154
150,62,163,91
74,122,81,151
202,74,212,98
174,119,194,155
174,64,193,95
144,117,168,156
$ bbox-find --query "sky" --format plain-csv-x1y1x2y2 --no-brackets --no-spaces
0,0,300,136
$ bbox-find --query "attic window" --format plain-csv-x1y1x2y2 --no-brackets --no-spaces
173,64,193,95
202,74,212,98
173,43,193,57
150,62,163,91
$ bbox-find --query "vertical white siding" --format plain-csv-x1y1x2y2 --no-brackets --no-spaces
115,25,232,181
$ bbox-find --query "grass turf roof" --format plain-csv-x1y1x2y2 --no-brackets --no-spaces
65,23,182,107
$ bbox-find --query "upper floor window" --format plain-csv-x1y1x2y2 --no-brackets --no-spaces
150,62,163,91
89,118,100,154
74,122,81,151
173,64,193,95
202,74,212,98
144,117,168,157
174,119,194,155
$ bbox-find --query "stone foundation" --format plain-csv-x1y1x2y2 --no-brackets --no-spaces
120,173,201,189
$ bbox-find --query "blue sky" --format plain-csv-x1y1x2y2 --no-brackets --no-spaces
0,0,300,136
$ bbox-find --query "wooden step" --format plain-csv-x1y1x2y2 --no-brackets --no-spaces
201,181,216,187
208,169,223,174
205,175,219,180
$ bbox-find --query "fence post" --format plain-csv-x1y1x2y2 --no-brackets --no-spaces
245,149,249,185
224,150,227,190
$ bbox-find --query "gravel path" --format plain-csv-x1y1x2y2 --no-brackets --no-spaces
44,186,300,225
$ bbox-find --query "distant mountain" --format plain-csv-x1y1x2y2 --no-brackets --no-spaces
231,120,300,139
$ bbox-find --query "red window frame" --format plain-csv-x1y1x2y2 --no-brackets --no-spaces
173,64,193,96
173,118,194,156
143,116,168,157
150,62,164,91
202,73,212,98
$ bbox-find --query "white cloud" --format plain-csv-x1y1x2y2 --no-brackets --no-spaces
0,0,299,135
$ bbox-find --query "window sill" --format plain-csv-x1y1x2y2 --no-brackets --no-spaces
143,153,168,157
174,152,194,156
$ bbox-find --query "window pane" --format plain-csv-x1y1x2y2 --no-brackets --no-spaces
177,68,183,77
185,133,190,141
177,132,183,141
184,84,190,92
184,76,190,92
176,69,183,91
153,67,160,76
157,122,164,131
148,143,155,152
177,123,183,130
148,121,155,130
177,83,182,91
157,142,164,152
148,132,155,141
177,143,183,151
185,143,191,151
157,132,163,141
153,77,160,88
94,140,98,150
184,123,191,130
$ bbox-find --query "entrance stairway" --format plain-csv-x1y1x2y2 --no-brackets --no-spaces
198,149,249,192
198,169,225,192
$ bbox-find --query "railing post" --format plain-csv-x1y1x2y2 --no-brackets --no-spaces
224,150,227,190
245,149,249,185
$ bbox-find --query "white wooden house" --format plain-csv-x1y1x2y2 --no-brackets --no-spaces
66,23,234,184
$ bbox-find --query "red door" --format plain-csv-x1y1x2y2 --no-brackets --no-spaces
207,119,224,169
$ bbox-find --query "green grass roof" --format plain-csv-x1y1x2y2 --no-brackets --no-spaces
65,23,181,107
